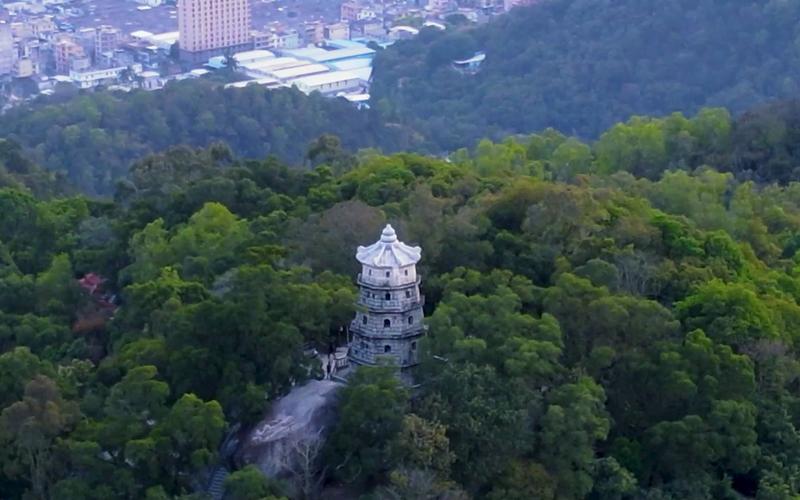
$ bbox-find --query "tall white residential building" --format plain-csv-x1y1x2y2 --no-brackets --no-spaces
179,0,252,59
0,23,14,76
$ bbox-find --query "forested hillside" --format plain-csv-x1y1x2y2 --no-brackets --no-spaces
5,0,800,198
0,139,69,198
0,80,420,195
371,0,800,150
6,76,800,204
4,105,800,498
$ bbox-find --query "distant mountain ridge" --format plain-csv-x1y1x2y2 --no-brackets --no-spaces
371,0,800,150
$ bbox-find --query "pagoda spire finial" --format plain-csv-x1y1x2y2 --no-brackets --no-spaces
380,224,397,243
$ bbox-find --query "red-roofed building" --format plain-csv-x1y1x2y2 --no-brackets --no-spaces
78,273,105,295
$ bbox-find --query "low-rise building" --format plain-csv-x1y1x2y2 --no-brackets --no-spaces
340,2,360,22
303,21,325,45
329,56,372,71
290,69,362,95
224,76,281,89
69,66,127,88
283,45,374,65
323,39,364,50
138,70,163,90
251,28,299,51
324,22,350,41
341,2,377,22
271,28,300,50
75,28,97,59
284,30,301,49
95,25,120,62
207,55,228,69
351,20,385,39
14,57,35,78
16,39,40,75
252,31,271,50
342,92,370,109
238,56,306,78
54,38,86,74
70,55,91,72
232,49,274,66
270,63,329,81
422,21,446,30
29,17,56,39
318,46,374,63
452,51,485,74
10,22,33,40
149,32,180,51
388,25,419,40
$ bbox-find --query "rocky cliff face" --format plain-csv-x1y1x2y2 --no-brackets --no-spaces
237,379,342,478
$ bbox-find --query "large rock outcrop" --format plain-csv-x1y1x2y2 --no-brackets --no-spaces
237,379,341,478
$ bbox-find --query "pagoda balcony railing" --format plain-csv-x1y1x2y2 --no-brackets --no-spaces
357,273,421,289
350,322,425,339
357,295,425,311
348,351,413,368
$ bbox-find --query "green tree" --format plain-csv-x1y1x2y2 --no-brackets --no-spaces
0,375,79,499
224,465,286,500
35,254,84,318
538,377,610,499
677,280,778,348
390,414,454,478
101,365,170,452
417,363,529,493
0,347,52,409
326,366,408,485
152,393,226,492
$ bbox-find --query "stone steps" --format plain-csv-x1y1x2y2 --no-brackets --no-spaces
207,466,229,500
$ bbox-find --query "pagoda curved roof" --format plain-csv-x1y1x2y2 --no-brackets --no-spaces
356,224,421,268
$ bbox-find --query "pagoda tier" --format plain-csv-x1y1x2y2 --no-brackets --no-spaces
348,224,426,369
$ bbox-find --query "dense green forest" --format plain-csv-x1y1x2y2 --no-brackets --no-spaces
371,0,800,151
5,103,800,498
0,80,420,195
6,75,800,203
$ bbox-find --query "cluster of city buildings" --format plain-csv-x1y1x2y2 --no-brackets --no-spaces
212,41,375,104
0,17,121,80
0,0,537,108
0,12,162,99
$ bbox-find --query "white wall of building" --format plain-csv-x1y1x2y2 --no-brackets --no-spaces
69,66,128,88
0,23,15,76
360,264,418,288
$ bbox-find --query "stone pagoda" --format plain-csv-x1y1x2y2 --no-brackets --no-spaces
348,224,425,370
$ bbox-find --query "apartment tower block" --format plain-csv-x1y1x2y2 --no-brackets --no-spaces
179,0,252,61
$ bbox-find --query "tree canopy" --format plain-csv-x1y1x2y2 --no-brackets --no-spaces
4,101,800,498
0,81,420,195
